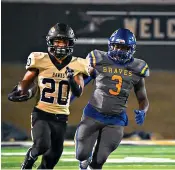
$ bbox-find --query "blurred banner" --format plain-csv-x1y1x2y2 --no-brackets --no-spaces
2,2,175,69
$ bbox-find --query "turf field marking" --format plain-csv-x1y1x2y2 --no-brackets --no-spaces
60,157,175,163
2,152,175,163
2,140,175,147
1,151,75,156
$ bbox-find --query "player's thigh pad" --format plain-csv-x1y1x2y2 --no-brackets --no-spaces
75,116,102,161
50,121,67,151
31,112,51,155
91,125,124,167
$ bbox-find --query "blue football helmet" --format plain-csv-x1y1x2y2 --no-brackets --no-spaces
108,28,136,65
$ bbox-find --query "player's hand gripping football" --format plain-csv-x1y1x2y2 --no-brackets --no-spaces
65,67,74,79
8,84,30,102
134,110,146,125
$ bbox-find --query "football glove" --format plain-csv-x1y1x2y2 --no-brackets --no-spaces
66,67,82,97
65,67,74,79
8,85,31,102
134,110,146,125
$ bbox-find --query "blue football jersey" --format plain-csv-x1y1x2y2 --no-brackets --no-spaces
87,49,149,115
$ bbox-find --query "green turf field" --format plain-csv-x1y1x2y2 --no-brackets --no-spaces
1,145,175,169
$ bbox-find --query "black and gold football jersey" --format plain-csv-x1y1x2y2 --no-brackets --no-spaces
26,52,89,115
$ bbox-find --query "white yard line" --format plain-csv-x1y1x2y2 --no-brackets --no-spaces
2,140,175,146
61,157,175,163
2,152,175,163
1,151,75,156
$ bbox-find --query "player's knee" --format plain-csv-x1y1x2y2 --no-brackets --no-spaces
76,153,88,161
75,142,91,161
39,150,62,169
76,151,89,161
37,139,51,154
44,156,60,169
38,145,50,155
97,158,106,167
90,152,108,169
90,158,105,169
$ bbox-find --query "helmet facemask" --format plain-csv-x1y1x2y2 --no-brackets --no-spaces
108,43,136,64
47,37,75,60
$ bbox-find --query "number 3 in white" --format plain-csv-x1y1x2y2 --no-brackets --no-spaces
109,75,123,96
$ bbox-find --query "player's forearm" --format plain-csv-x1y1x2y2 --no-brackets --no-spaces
138,98,149,113
134,78,149,113
68,77,82,97
19,69,38,95
66,68,84,97
26,82,37,99
18,80,37,98
70,76,93,103
18,80,32,94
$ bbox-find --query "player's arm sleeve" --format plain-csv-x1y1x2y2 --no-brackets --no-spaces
80,51,98,86
83,50,98,78
76,56,95,85
139,61,150,78
25,52,43,71
87,50,98,68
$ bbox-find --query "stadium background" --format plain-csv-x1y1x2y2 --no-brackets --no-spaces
1,0,175,140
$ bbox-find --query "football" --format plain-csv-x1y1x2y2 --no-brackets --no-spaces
18,81,38,96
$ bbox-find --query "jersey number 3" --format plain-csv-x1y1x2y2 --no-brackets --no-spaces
41,78,70,105
109,75,122,95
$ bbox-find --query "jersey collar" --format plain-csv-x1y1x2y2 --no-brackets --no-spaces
49,54,72,70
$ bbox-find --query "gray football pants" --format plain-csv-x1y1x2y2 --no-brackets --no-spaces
75,115,124,169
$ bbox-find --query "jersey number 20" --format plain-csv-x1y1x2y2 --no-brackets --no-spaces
109,75,122,95
41,78,70,105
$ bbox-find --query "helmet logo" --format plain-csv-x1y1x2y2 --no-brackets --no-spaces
116,39,125,44
50,27,55,33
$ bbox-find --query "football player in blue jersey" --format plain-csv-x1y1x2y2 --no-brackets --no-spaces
72,28,149,170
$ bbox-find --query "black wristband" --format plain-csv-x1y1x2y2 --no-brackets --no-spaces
68,77,82,97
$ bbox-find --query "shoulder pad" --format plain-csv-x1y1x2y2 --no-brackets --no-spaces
72,57,90,76
71,56,78,62
127,58,150,77
26,52,48,70
86,49,104,67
